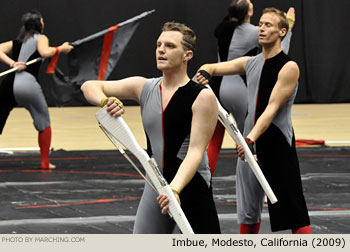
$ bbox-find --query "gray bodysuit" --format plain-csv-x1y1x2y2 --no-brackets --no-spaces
0,34,49,133
13,34,50,132
219,23,291,132
133,77,221,234
237,51,310,232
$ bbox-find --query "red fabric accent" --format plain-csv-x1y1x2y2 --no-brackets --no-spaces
98,25,119,80
207,122,225,174
46,47,60,74
38,126,52,169
245,137,254,145
240,221,261,234
295,139,325,146
292,225,312,234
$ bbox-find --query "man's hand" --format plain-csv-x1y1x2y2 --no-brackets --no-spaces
286,7,295,31
101,97,125,117
12,61,26,72
237,137,256,161
196,65,213,84
157,185,181,215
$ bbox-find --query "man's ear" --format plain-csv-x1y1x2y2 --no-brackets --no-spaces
280,27,287,37
183,50,193,62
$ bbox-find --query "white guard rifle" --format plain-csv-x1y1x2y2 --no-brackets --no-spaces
206,85,278,204
96,107,194,234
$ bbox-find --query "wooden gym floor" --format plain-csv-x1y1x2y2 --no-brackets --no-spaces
0,103,349,151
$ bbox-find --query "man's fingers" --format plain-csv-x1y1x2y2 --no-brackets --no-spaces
198,70,212,80
196,72,210,84
161,206,169,215
157,194,169,215
106,101,125,117
237,146,245,160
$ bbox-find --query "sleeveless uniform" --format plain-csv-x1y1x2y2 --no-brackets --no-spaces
0,34,49,134
206,19,291,174
237,51,310,231
133,78,221,234
212,20,291,132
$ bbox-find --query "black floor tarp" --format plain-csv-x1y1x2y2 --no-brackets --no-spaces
0,147,349,234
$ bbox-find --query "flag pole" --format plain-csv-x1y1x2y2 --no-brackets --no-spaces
71,10,155,46
0,57,43,78
118,9,155,27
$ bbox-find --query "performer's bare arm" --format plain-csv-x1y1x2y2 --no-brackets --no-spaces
237,61,299,159
158,88,218,214
196,56,249,84
0,41,15,67
172,88,218,191
81,76,146,107
0,41,26,71
37,35,72,58
246,61,299,142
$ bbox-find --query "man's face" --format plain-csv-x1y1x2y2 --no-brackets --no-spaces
258,12,285,46
156,31,187,71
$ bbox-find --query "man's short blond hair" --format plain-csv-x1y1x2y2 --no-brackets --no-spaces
162,22,196,52
263,8,289,31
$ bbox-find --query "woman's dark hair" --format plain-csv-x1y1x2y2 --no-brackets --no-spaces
17,10,43,42
228,0,250,26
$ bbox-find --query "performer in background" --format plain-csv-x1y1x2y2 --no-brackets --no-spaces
81,22,221,234
207,0,295,173
197,8,311,234
0,9,73,169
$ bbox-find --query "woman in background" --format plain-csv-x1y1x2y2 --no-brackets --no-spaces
0,9,73,169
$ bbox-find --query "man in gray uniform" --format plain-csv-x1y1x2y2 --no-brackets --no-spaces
207,0,295,174
197,8,311,234
81,22,221,234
